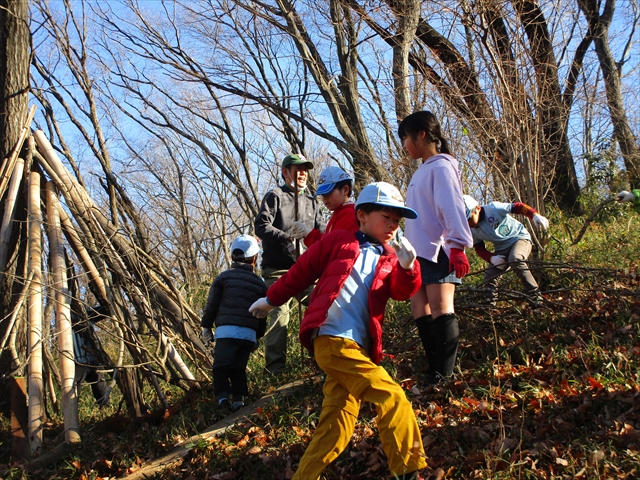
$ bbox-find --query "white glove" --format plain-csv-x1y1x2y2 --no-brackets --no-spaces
249,297,275,318
202,328,214,345
616,190,635,203
390,235,417,270
288,221,311,239
532,214,549,231
286,239,306,256
490,254,507,269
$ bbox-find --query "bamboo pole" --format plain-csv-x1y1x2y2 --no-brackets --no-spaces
57,206,109,305
27,171,44,454
0,105,36,199
0,158,25,275
45,182,80,444
0,271,33,354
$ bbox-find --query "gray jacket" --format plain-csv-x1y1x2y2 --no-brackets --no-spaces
254,184,326,270
200,263,268,337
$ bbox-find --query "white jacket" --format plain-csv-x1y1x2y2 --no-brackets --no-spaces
404,153,473,262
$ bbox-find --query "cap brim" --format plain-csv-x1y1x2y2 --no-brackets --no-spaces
356,202,418,219
286,160,314,169
401,207,418,219
315,183,335,196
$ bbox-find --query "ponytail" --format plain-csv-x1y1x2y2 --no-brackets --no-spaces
439,136,451,155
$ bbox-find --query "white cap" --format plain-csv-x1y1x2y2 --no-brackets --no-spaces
315,166,353,196
463,195,479,219
355,182,417,219
231,234,260,258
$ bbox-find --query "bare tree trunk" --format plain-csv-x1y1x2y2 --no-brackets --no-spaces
27,171,44,454
578,0,640,188
45,182,80,444
388,0,420,122
0,0,30,410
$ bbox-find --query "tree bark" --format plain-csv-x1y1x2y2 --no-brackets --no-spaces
0,0,30,417
578,0,640,189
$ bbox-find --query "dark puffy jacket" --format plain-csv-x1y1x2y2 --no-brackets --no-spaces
200,263,268,338
266,230,421,364
255,184,326,270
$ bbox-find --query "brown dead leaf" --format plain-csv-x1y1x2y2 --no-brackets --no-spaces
422,435,436,448
247,446,262,454
237,434,250,447
292,425,306,437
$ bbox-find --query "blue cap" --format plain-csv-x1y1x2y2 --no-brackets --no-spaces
463,195,478,219
315,166,353,196
355,182,417,219
231,234,260,258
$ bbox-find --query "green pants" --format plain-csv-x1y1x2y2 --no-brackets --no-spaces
262,268,313,374
262,268,291,375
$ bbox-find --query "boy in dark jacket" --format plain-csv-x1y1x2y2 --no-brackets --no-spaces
201,235,267,411
250,182,427,480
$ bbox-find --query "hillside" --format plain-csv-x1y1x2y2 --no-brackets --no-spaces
2,208,640,479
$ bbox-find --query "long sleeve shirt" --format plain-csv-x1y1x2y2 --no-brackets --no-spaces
404,153,473,262
471,202,537,261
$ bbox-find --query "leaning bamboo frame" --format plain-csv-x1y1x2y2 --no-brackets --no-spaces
34,131,206,371
27,171,44,454
33,131,201,328
45,182,80,444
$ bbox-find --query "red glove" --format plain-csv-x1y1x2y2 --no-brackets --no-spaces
449,248,470,278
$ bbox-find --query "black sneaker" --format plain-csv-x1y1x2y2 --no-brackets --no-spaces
232,401,245,410
422,371,455,388
422,371,444,387
219,398,235,412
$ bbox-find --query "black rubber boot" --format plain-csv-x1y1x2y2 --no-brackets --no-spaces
433,313,459,377
414,315,438,373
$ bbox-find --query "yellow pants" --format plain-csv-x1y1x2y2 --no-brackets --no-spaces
292,336,427,480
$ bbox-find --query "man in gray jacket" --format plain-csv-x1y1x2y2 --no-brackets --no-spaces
254,154,326,374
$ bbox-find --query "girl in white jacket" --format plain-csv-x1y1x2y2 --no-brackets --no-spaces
399,110,473,386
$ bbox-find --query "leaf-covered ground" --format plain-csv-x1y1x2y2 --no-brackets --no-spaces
3,211,640,479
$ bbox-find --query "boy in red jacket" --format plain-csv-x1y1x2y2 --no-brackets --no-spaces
288,165,359,246
250,182,427,480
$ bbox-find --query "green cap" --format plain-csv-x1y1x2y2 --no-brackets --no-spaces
282,153,314,169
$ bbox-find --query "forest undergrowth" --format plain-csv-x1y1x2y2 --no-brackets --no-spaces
2,208,640,479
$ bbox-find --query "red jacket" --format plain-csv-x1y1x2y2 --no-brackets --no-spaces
266,230,421,364
303,202,359,247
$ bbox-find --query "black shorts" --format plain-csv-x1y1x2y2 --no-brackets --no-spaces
417,248,461,285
